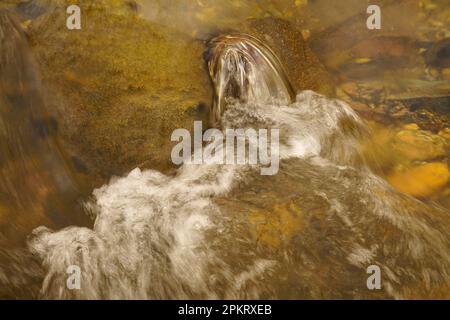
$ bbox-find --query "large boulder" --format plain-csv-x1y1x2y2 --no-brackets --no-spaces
26,0,212,187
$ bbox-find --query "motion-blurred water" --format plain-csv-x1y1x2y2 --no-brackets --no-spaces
0,9,92,298
25,89,450,299
0,8,449,299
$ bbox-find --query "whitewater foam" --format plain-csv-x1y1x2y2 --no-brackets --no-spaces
27,91,450,299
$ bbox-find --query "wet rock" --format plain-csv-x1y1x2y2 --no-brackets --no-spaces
242,17,335,97
0,202,7,226
393,128,447,161
402,106,449,132
309,1,427,70
386,80,450,102
389,103,410,119
387,162,450,198
16,0,51,19
28,0,212,185
351,36,423,62
402,123,419,131
300,29,310,41
424,38,450,69
0,1,23,10
248,202,304,248
215,158,450,299
339,81,386,104
442,68,450,79
337,36,426,81
362,121,449,179
436,187,450,209
439,128,450,140
27,5,336,187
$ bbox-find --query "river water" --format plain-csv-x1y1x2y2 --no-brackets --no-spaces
0,5,449,299
23,91,449,299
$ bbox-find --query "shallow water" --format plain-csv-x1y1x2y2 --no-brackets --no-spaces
22,92,450,299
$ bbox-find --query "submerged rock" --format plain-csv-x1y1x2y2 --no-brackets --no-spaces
362,121,449,200
392,128,447,162
247,201,305,248
215,157,450,299
387,162,450,198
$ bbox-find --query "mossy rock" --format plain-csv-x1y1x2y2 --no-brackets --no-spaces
27,0,212,186
242,17,335,97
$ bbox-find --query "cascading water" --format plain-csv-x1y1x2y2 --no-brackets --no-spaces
206,33,295,126
27,33,450,299
1,25,449,299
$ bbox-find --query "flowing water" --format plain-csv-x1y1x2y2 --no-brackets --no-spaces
0,8,449,299
206,33,295,125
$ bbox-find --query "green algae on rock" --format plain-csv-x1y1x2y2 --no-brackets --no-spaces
27,0,212,186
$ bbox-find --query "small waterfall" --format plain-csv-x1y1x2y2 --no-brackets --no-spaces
206,33,295,126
